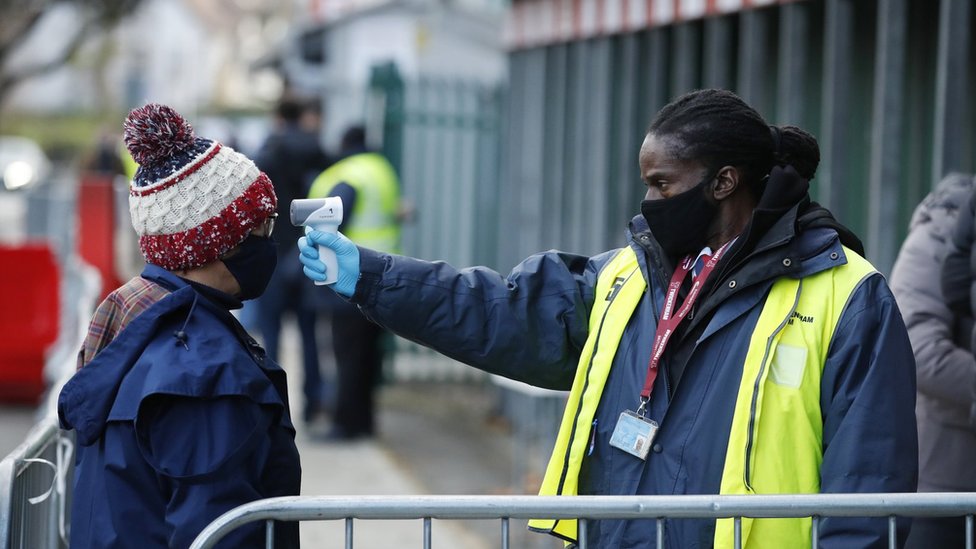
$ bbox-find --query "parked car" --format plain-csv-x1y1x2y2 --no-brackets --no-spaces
0,136,51,191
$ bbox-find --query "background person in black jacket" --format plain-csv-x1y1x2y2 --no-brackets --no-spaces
255,96,333,424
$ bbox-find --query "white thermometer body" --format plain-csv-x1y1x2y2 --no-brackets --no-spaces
290,198,344,285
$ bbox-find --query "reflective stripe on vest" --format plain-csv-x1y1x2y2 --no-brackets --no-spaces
528,246,648,543
308,152,401,253
528,245,876,547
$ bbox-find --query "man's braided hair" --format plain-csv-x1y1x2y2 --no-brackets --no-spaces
648,89,820,193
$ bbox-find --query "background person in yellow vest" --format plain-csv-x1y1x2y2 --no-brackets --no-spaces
120,140,139,181
298,89,918,547
307,125,402,441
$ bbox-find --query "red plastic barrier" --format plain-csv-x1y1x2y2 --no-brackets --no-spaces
0,244,60,403
77,174,122,300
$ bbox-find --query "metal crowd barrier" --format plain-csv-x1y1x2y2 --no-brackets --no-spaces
191,493,976,549
0,420,74,549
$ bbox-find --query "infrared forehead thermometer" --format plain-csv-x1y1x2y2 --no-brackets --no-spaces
291,198,344,286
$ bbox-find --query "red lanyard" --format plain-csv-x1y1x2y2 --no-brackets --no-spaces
638,240,734,411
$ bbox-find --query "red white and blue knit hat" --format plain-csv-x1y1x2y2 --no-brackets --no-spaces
123,103,277,271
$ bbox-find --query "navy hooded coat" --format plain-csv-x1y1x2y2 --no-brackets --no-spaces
59,265,301,548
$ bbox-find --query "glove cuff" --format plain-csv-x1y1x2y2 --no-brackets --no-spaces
352,246,388,307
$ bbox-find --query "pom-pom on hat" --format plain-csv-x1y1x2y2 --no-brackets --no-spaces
124,103,277,271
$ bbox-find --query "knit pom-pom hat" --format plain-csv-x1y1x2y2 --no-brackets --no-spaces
123,103,277,271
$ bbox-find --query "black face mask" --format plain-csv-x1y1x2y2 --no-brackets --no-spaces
641,174,718,258
222,235,278,300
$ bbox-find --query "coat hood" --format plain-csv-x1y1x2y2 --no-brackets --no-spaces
742,165,865,258
908,172,975,232
59,266,290,446
58,285,198,446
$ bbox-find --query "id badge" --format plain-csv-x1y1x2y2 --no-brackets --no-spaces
609,410,659,460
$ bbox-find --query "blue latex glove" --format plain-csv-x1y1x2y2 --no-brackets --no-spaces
297,227,361,298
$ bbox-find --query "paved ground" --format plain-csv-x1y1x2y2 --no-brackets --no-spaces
280,318,564,549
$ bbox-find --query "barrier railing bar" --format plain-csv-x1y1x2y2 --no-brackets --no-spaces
888,516,896,549
578,518,587,549
733,516,741,549
967,514,973,549
188,493,976,549
265,520,273,549
500,517,509,549
0,420,66,549
811,515,820,549
423,517,430,549
345,517,353,549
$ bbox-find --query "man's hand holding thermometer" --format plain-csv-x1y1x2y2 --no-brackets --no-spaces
292,198,361,298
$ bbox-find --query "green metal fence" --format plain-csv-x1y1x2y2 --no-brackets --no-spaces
366,62,507,382
501,0,975,274
368,62,505,270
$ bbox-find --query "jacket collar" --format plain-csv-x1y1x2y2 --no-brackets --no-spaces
141,264,242,310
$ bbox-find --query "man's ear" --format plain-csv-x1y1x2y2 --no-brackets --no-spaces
712,166,740,200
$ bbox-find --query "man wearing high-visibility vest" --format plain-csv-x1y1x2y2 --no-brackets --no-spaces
307,125,402,441
298,89,917,547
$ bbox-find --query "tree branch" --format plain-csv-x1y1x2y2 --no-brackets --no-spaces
0,15,95,103
0,8,46,63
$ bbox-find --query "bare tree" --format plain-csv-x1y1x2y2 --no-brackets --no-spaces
0,0,143,106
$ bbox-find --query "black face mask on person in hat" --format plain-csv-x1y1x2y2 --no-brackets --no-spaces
640,172,719,258
222,234,278,301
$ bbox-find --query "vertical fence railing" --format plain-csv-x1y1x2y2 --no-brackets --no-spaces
368,63,504,270
190,493,976,549
366,63,505,383
502,0,976,277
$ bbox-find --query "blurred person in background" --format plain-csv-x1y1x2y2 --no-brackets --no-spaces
298,89,917,547
896,173,976,548
255,96,332,425
307,124,402,441
58,104,300,548
80,129,126,178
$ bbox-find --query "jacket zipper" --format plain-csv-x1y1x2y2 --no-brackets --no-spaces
743,280,802,491
587,419,598,456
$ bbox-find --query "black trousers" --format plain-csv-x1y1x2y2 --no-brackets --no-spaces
331,308,386,437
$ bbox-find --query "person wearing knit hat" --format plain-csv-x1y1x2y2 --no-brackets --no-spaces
58,104,301,548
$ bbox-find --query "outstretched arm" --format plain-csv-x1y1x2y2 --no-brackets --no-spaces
299,229,614,390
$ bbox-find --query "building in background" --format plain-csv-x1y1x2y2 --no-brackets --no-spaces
273,0,507,149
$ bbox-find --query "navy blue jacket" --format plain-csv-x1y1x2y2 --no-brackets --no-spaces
59,266,301,548
349,194,917,547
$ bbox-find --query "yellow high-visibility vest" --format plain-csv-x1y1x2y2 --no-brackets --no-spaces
528,245,876,547
308,152,401,253
120,144,139,181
